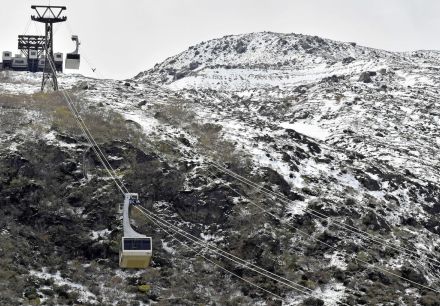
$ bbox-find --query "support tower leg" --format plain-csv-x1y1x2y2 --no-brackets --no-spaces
41,23,58,91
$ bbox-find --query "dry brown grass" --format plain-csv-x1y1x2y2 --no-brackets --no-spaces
0,91,143,144
153,100,249,168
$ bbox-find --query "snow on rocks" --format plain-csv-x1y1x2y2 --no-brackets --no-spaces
30,269,97,304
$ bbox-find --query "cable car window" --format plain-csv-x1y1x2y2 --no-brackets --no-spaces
129,196,139,205
124,238,151,251
67,54,80,60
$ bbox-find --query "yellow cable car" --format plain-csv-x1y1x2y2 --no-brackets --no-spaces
119,193,152,268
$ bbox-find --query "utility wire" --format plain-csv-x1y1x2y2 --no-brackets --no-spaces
139,206,285,301
40,42,127,194
35,20,129,194
55,84,322,302
41,17,440,299
67,41,439,294
204,162,440,294
65,21,101,77
158,99,440,273
209,161,440,270
135,206,352,304
174,88,440,268
23,19,31,36
36,22,322,301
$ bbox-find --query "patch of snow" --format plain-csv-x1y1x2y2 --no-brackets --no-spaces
8,142,19,151
44,131,57,142
162,240,176,254
90,229,111,240
315,282,346,306
29,269,97,304
324,252,347,270
368,190,386,200
287,200,308,216
280,122,329,140
200,232,224,242
123,112,159,135
107,155,123,161
337,173,361,190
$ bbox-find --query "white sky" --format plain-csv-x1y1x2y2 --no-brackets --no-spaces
1,0,439,80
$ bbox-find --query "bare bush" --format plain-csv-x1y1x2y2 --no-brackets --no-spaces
153,100,250,168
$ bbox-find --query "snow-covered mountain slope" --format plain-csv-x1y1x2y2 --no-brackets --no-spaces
137,32,440,182
1,32,440,305
137,32,400,89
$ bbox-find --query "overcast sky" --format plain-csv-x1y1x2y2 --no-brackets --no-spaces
1,0,439,79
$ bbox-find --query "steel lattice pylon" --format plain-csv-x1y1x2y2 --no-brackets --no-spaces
31,5,67,91
18,35,45,58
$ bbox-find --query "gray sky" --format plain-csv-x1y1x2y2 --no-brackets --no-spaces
1,0,439,79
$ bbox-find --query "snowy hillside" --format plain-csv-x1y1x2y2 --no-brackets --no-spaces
138,32,398,89
1,32,440,305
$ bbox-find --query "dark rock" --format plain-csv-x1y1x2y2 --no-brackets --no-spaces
293,147,308,160
67,192,83,206
359,72,372,83
174,186,234,225
75,81,89,90
294,85,308,94
307,142,321,154
254,134,274,143
235,40,247,54
424,202,440,217
59,161,77,174
362,212,390,232
4,153,28,172
174,71,187,80
178,136,191,147
166,68,176,75
343,129,355,135
342,57,356,64
401,216,418,227
189,62,200,70
231,232,281,264
285,129,302,141
56,134,77,144
400,267,427,285
356,172,381,191
260,167,292,197
281,152,291,162
137,100,147,107
322,75,343,83
302,297,324,306
306,231,340,255
367,270,391,285
23,287,38,299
